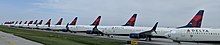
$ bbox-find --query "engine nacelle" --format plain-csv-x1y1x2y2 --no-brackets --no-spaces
86,30,103,34
86,30,93,34
129,33,147,39
61,29,68,32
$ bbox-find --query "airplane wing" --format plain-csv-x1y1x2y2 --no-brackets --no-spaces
139,22,158,35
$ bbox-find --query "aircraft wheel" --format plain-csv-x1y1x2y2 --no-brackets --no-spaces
101,34,104,36
109,35,114,38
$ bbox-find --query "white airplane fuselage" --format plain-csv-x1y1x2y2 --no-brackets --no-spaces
68,25,92,32
22,24,29,28
99,26,173,37
165,28,220,41
72,25,172,37
49,25,66,31
28,24,37,28
38,25,50,30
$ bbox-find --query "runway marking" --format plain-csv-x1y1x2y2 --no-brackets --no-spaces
0,31,16,45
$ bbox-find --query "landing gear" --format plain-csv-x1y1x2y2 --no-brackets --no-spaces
145,35,152,41
173,40,181,45
107,35,114,38
101,34,104,36
69,31,76,33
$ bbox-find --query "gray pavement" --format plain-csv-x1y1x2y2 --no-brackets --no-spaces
7,28,220,45
37,30,217,45
0,31,43,45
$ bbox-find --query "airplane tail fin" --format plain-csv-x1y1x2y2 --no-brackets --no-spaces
70,17,78,25
28,21,33,26
91,16,101,26
33,20,38,24
11,21,15,24
24,21,27,24
28,21,33,24
45,19,51,25
19,21,22,24
15,21,18,24
55,18,63,25
38,20,43,25
122,14,137,26
178,10,204,28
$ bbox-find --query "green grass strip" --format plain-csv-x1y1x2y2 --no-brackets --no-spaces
0,26,125,45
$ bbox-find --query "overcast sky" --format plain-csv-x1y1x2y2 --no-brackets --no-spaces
0,0,220,28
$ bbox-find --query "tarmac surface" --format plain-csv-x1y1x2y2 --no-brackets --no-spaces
1,28,219,45
0,31,43,45
36,30,217,45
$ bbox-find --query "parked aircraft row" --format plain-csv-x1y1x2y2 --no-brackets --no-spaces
3,10,220,44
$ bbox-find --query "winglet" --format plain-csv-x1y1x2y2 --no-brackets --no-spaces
65,23,69,31
151,22,158,34
140,22,158,34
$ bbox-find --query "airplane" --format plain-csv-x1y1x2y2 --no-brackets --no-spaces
90,21,159,41
165,28,220,43
49,17,78,32
164,10,220,43
38,19,51,30
48,18,65,31
149,10,205,38
67,14,137,33
128,10,204,40
68,16,102,33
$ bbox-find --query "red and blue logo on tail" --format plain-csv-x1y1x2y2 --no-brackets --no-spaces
70,17,78,25
27,21,33,26
19,21,22,24
38,20,43,25
91,16,101,26
122,14,137,26
56,18,63,25
45,19,51,25
33,20,38,24
24,21,27,24
178,10,204,28
15,21,18,24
